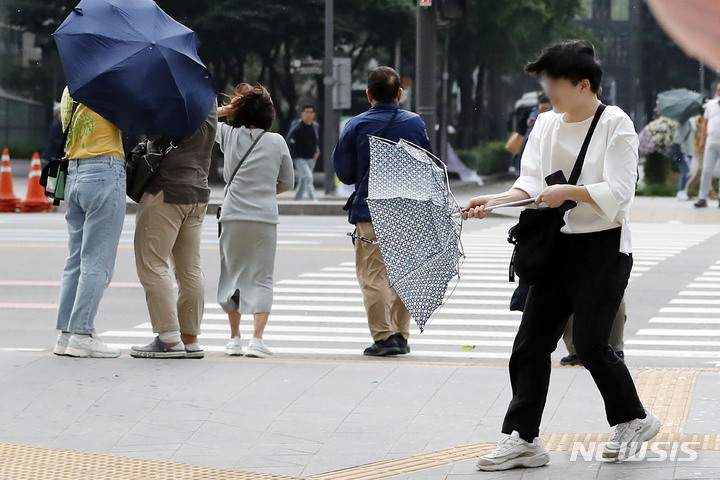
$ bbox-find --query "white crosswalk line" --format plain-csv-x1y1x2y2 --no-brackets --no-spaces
91,221,720,360
628,228,720,359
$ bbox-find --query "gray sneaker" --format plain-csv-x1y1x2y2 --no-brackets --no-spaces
602,408,662,461
130,337,186,359
65,334,121,358
476,431,550,471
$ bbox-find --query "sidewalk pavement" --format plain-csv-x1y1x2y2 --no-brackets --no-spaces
1,351,719,480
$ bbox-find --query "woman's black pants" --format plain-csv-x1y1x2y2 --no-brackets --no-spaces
501,227,646,443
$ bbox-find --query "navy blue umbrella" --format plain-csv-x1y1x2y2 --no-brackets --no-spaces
54,0,216,136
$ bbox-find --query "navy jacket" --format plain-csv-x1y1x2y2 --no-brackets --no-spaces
332,102,432,224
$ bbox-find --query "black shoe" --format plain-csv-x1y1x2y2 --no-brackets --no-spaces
364,336,403,356
560,354,582,366
616,350,624,363
392,333,410,354
694,198,708,208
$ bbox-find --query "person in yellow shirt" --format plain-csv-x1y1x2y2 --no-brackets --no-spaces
53,86,127,359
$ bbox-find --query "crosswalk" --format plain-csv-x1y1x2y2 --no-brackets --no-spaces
628,257,720,365
97,221,720,361
0,215,352,247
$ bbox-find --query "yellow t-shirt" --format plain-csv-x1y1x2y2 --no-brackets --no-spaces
61,87,124,160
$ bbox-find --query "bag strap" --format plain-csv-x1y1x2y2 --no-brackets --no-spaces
223,130,266,198
58,101,79,159
568,103,606,185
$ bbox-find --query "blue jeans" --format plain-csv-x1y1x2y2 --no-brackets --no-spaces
678,154,691,192
56,156,126,334
699,143,720,200
294,157,316,201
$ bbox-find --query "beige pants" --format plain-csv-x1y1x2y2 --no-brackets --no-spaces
134,191,207,336
354,222,411,342
564,297,626,355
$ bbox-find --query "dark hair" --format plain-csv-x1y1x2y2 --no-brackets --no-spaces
525,40,603,94
537,93,551,104
367,66,401,103
302,105,315,112
225,83,275,130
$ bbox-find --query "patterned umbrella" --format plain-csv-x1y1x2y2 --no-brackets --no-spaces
365,136,464,332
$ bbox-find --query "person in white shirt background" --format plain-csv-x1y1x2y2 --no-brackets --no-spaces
694,83,720,207
463,40,661,472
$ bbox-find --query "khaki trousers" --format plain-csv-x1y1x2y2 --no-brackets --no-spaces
564,297,626,355
134,191,207,336
354,222,411,341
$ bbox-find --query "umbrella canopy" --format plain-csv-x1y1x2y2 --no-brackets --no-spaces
366,137,464,332
54,0,216,136
657,89,704,124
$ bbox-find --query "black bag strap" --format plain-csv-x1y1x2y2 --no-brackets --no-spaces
568,103,606,185
223,130,266,198
58,101,79,159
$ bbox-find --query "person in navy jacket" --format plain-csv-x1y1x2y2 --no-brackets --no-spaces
332,66,431,356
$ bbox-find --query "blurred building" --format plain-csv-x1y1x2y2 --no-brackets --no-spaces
575,0,644,121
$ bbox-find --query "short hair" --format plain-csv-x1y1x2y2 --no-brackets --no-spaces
525,40,603,94
367,66,401,103
302,105,315,112
537,93,551,104
225,83,275,130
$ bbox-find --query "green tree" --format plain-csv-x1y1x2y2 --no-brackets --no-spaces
6,0,415,133
447,0,586,147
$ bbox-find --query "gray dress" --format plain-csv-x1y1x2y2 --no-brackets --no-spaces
215,125,294,314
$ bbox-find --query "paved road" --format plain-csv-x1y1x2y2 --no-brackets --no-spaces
2,211,720,367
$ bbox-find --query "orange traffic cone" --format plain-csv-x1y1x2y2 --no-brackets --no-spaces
21,152,52,213
0,148,20,212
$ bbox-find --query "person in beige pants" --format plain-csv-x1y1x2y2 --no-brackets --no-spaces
354,222,411,349
333,66,433,356
131,106,218,359
561,297,626,366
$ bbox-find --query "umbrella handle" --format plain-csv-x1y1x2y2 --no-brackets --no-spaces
456,197,537,217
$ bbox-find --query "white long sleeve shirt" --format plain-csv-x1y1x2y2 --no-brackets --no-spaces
513,105,639,254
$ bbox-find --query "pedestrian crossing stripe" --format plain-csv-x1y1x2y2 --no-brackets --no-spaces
4,217,720,362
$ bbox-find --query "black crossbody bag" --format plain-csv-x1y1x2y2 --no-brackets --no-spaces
507,104,606,285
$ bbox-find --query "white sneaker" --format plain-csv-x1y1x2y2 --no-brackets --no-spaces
65,334,121,358
476,431,550,471
225,336,244,356
602,408,662,461
246,338,275,358
676,191,690,201
53,332,72,356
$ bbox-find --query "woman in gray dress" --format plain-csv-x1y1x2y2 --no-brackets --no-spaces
216,83,294,358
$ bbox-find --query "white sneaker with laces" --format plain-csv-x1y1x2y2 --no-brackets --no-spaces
53,332,72,356
225,336,244,356
676,191,690,201
602,408,662,461
65,334,121,358
476,431,550,471
246,338,275,358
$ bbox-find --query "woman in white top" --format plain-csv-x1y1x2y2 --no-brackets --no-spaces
216,83,294,358
465,41,661,471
